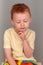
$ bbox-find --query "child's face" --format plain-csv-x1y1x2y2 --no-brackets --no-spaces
11,12,32,33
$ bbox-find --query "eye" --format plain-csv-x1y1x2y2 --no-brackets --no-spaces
24,20,28,22
16,21,20,23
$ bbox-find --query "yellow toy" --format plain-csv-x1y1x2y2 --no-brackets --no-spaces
17,60,22,65
4,61,9,65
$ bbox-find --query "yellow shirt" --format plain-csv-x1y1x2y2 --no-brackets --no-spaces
4,27,36,61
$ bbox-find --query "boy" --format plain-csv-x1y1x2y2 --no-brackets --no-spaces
4,3,42,65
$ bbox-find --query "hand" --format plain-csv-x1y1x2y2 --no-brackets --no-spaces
18,32,26,41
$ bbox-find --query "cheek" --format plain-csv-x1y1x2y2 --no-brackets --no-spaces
15,23,20,28
25,22,30,28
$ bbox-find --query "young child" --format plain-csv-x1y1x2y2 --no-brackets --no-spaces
4,3,42,65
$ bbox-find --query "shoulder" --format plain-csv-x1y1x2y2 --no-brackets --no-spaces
28,28,35,36
4,27,13,36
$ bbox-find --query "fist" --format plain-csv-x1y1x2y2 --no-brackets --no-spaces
18,32,26,41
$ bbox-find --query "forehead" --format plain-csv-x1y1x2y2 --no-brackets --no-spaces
13,12,30,20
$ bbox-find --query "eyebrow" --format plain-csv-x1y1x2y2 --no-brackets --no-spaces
16,18,28,21
24,18,28,20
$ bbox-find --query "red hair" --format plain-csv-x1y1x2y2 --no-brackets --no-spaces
11,3,31,19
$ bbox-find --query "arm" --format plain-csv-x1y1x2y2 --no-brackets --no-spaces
18,31,34,58
4,30,17,65
4,48,17,65
23,39,34,58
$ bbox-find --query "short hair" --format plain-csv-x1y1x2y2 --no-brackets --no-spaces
11,3,31,19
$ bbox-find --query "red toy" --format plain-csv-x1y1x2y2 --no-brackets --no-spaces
21,62,33,65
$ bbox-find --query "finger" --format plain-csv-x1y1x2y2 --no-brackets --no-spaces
18,32,23,35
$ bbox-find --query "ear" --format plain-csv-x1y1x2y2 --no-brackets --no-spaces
29,16,32,24
10,19,14,26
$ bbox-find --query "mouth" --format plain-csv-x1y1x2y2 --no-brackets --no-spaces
20,28,25,30
19,28,26,32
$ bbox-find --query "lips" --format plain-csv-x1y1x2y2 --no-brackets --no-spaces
20,28,25,30
19,28,25,32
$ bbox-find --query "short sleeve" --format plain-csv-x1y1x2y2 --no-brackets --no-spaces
4,30,11,48
27,31,35,49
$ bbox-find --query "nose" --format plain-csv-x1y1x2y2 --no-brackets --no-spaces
20,21,24,27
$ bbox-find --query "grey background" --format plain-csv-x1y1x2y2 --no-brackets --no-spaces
0,0,43,64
